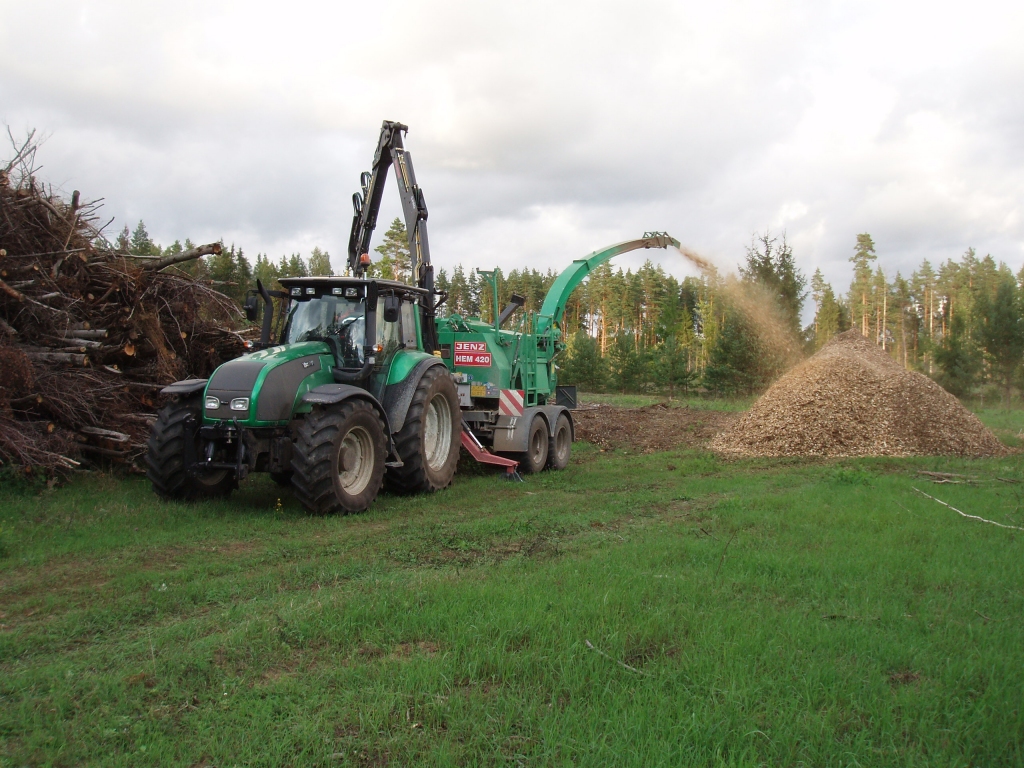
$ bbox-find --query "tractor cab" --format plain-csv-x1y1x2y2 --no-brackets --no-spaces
247,276,427,397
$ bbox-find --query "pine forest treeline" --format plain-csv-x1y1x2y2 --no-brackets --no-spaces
123,218,1024,403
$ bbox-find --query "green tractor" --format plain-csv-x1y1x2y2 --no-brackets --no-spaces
146,120,679,513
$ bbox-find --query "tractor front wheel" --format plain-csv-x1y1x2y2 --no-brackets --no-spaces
146,396,235,500
387,366,461,493
290,400,386,514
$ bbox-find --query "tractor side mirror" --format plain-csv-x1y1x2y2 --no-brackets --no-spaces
243,293,259,322
383,295,400,324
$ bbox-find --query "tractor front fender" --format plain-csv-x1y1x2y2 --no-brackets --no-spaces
381,357,449,434
302,384,393,438
160,378,208,397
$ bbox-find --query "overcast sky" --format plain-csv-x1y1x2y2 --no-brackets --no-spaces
2,0,1022,307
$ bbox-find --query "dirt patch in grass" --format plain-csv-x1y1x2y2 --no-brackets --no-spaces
0,558,112,620
572,402,738,453
356,640,439,663
889,670,922,686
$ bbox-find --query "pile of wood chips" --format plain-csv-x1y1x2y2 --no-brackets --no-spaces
710,329,1009,458
0,135,251,473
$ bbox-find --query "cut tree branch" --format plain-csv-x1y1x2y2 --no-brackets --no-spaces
912,487,1024,532
584,639,647,675
0,278,25,301
143,242,222,272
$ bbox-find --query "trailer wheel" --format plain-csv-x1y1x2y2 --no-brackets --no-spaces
388,366,461,493
146,397,234,500
518,415,549,474
546,412,572,470
290,400,386,514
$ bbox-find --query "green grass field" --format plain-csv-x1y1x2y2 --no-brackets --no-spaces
2,406,1024,766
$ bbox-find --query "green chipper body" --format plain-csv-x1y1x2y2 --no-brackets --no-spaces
146,118,679,515
434,232,679,456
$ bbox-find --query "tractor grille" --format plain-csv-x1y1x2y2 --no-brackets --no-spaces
204,360,265,420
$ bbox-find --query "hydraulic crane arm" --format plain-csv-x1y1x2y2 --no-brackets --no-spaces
535,232,680,335
347,120,439,350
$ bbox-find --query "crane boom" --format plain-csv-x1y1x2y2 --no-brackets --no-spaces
347,120,439,351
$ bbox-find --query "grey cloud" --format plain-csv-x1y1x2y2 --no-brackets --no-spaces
1,0,1022,299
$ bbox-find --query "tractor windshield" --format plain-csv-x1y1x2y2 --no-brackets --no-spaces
281,297,366,367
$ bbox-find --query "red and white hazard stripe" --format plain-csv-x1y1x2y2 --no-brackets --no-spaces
498,389,525,416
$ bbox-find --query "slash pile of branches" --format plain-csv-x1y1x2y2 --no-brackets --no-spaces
0,133,253,474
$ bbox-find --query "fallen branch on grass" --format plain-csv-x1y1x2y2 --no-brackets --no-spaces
584,639,647,675
714,532,737,578
917,470,977,485
911,487,1024,532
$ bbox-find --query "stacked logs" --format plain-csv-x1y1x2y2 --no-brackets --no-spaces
0,135,253,474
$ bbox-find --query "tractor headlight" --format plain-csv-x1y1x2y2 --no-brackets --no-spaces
230,398,249,411
205,396,221,410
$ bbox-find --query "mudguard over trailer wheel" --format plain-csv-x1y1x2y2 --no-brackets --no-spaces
518,415,550,474
388,366,461,493
146,397,235,500
290,400,386,514
547,412,572,470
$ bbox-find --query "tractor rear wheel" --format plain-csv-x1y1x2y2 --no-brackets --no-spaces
546,412,572,470
290,400,386,514
146,396,235,500
388,366,461,493
518,415,549,474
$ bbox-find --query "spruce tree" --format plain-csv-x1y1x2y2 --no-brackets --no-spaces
814,284,841,350
740,230,806,334
466,270,481,317
703,306,762,395
129,220,159,256
449,266,468,315
254,253,279,287
978,276,1024,405
233,249,253,302
435,268,450,297
373,218,411,282
560,330,606,391
609,331,646,393
308,247,332,276
849,233,877,337
934,313,980,398
654,335,695,398
115,225,131,253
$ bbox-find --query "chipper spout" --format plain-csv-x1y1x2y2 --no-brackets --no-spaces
535,232,681,336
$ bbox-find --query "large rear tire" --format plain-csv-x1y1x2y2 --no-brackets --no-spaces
290,400,386,515
546,412,572,470
387,366,461,493
518,415,549,474
146,397,234,500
